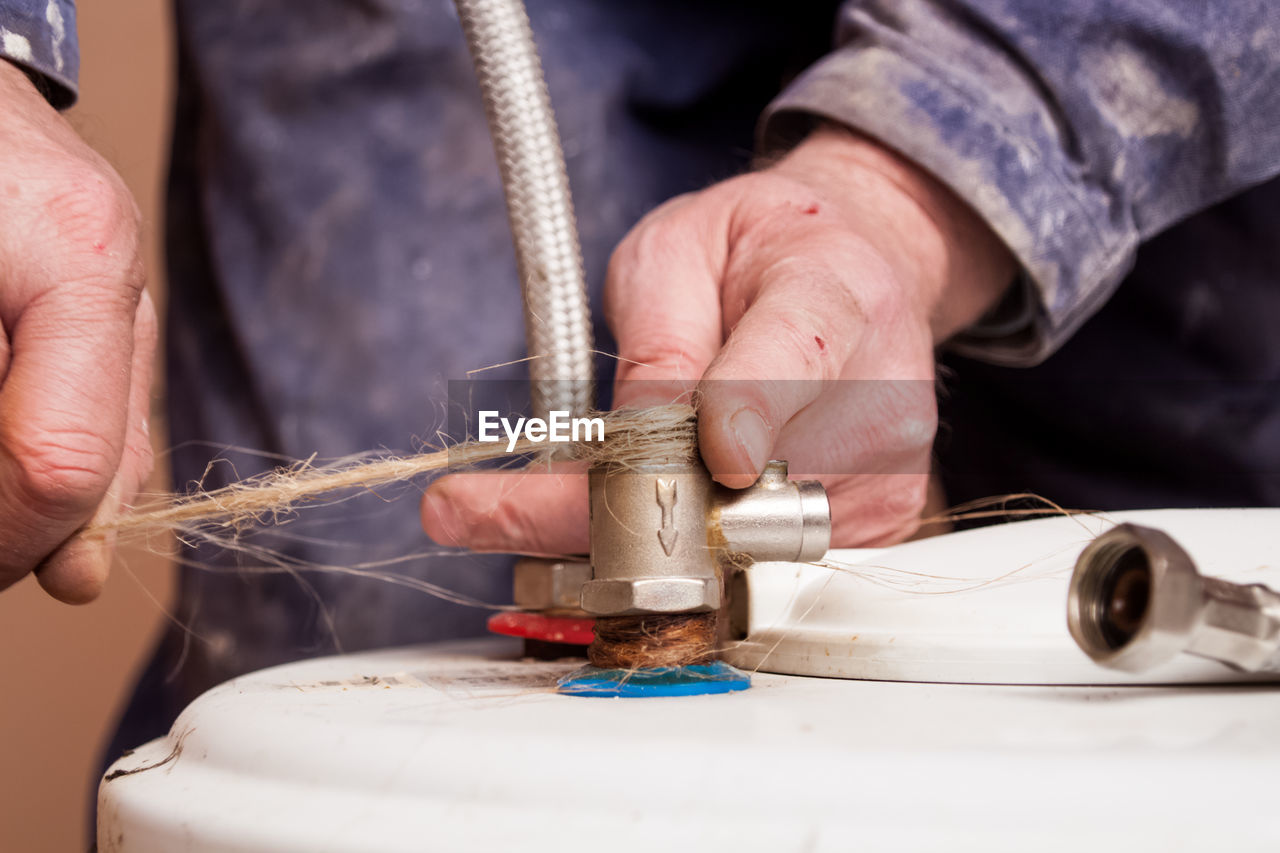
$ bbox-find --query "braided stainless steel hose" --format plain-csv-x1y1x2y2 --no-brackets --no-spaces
453,0,595,420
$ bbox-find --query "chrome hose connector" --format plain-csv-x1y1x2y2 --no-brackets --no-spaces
1068,523,1280,673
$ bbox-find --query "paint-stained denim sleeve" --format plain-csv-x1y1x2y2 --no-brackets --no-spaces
0,0,76,107
762,1,1280,365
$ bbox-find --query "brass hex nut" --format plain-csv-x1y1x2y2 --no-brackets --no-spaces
579,577,720,617
512,559,592,611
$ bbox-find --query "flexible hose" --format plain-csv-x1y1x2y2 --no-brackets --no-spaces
453,0,596,419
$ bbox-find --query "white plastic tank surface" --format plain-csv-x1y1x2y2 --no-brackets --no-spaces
99,510,1280,852
726,508,1280,683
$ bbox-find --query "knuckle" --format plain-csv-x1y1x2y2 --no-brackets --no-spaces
876,399,936,453
616,325,713,374
43,163,144,283
723,303,834,382
765,252,866,319
721,172,790,213
728,182,821,250
462,503,526,552
749,212,906,326
895,411,938,452
51,163,136,231
605,192,710,291
493,505,540,551
829,475,929,546
774,310,829,376
607,216,679,285
883,475,929,520
881,386,938,452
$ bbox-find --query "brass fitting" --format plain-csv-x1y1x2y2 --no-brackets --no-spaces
512,558,592,613
581,459,830,617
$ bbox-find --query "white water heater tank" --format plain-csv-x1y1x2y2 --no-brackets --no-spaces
100,510,1280,851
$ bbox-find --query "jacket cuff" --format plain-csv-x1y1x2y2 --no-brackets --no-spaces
0,1,77,108
760,46,1135,366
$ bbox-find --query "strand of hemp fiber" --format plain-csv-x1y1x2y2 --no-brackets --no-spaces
84,405,697,544
85,403,721,669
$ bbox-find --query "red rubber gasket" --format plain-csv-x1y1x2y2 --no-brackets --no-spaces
487,612,595,645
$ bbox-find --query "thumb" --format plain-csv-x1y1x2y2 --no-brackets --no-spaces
0,231,144,596
37,291,157,603
422,465,589,555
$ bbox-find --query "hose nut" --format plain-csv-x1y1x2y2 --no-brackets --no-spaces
580,577,721,616
513,558,592,612
1068,523,1280,673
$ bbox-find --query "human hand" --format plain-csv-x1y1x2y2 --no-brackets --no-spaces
422,125,1013,553
0,63,155,602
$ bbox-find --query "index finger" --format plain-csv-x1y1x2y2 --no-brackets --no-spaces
604,194,725,408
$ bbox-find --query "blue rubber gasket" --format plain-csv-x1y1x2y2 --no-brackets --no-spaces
556,661,751,697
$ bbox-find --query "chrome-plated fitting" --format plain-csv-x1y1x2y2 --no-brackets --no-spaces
581,459,830,617
1068,523,1280,673
713,460,831,563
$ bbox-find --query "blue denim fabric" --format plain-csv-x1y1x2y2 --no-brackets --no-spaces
759,1,1280,513
0,0,75,106
768,0,1280,364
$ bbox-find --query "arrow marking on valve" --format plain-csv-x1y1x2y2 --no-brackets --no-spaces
656,478,678,556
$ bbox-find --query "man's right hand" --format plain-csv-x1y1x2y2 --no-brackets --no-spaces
423,126,1014,555
0,62,155,603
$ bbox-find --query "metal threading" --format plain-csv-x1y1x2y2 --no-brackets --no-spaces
1079,539,1154,653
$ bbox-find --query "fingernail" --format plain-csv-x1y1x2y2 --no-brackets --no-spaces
729,408,771,478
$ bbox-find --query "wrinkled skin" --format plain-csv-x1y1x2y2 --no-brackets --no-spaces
422,126,1014,554
0,63,155,603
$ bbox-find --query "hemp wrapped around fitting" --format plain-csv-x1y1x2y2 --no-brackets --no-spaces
587,611,717,669
87,404,698,544
570,403,697,470
576,404,722,669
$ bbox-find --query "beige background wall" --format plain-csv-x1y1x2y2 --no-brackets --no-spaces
0,3,174,851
